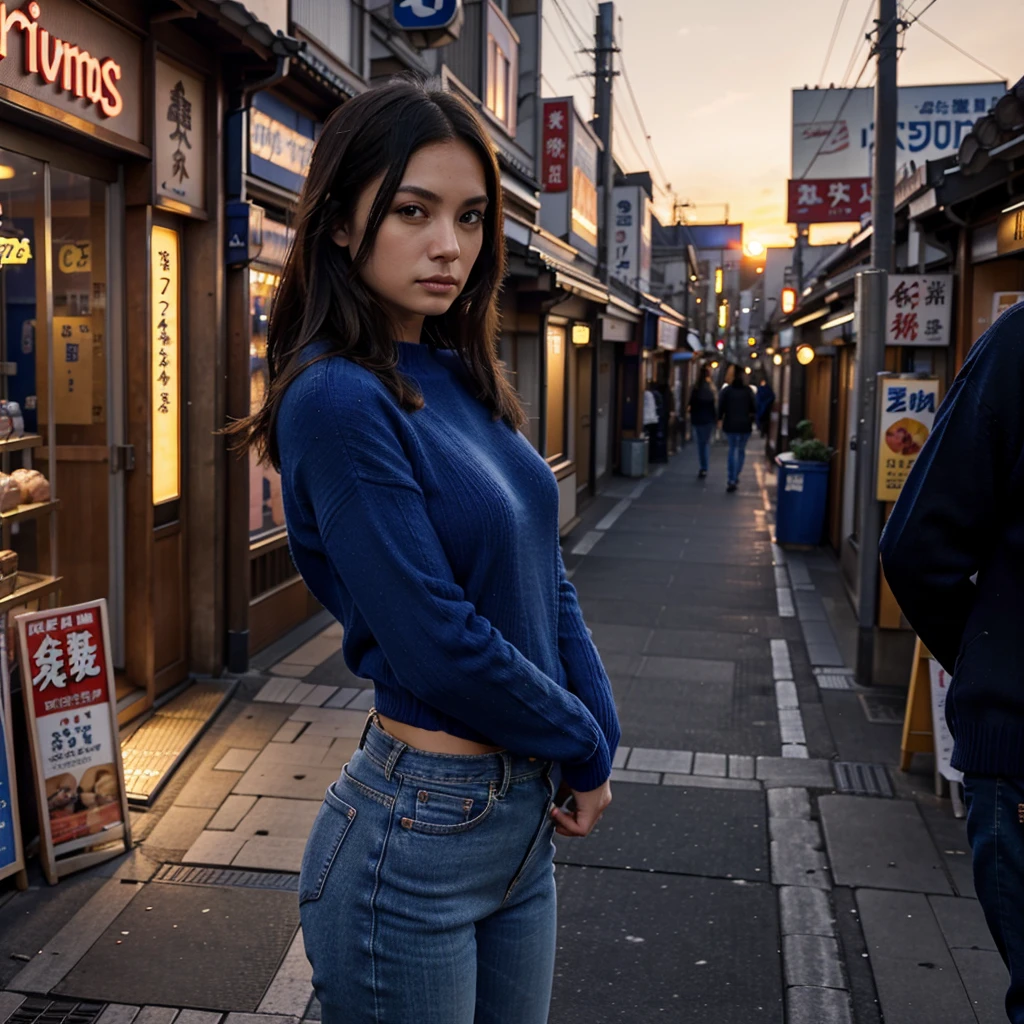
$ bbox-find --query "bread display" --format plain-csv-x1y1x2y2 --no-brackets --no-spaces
0,550,17,577
10,468,50,504
0,474,23,511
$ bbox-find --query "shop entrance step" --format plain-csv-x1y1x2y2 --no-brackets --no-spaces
121,680,235,805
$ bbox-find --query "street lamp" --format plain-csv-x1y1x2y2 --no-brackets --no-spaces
796,344,815,366
773,353,783,366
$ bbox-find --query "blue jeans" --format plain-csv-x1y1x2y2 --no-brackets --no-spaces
300,716,559,1024
964,774,1024,1022
694,423,713,473
726,431,751,484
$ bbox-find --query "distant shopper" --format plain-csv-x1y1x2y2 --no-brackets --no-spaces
718,363,756,492
688,365,717,479
755,377,776,438
880,301,1024,1024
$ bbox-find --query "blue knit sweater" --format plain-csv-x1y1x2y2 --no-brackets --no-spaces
276,341,620,791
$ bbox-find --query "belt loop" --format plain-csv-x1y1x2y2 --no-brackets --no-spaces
497,752,511,799
358,709,377,750
384,739,407,782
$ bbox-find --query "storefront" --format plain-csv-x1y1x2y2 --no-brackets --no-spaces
224,86,324,666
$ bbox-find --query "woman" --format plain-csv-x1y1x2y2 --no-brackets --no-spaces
717,363,756,492
230,81,619,1024
688,365,717,479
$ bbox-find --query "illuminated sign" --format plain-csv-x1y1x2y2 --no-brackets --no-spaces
250,109,314,181
0,236,31,265
0,1,124,117
150,226,180,505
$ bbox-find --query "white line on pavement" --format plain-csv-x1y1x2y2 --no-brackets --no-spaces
596,499,632,531
571,530,605,556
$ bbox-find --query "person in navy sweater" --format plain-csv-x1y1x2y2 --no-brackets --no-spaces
229,82,619,1024
880,301,1024,1024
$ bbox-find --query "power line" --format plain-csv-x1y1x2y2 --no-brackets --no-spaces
549,0,590,54
909,17,1006,80
612,96,649,171
904,0,939,23
617,50,671,192
818,0,853,86
840,0,877,86
554,0,593,51
541,13,589,83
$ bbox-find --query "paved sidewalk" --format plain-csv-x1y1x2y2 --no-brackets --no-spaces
0,442,1007,1024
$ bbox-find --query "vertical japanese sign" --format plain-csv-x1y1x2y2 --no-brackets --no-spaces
885,274,952,347
154,57,206,212
151,226,180,505
876,378,940,501
52,316,94,425
17,600,129,883
541,99,570,193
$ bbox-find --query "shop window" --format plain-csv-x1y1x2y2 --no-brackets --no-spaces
545,324,566,463
249,268,285,541
485,3,518,137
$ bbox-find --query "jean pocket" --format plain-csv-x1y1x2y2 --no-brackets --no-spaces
403,782,496,836
298,783,357,906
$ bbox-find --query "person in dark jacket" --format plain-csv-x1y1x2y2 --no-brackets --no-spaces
879,301,1024,1024
717,363,756,492
688,366,717,479
755,377,776,437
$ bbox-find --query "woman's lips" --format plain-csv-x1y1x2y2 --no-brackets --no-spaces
417,277,457,294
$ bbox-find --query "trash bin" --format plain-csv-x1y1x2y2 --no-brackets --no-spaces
775,456,829,546
621,437,649,478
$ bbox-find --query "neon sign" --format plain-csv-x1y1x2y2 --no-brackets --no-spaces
0,1,123,117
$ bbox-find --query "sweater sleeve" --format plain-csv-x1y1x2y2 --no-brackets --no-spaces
879,373,1002,673
556,548,621,788
291,372,610,790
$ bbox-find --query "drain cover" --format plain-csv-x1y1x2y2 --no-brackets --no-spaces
9,999,105,1024
153,862,299,892
833,761,894,798
815,672,854,691
858,693,905,724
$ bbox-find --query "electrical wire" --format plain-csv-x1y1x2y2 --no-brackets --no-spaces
617,51,672,193
840,0,877,87
549,0,590,54
612,96,650,172
818,0,853,86
553,0,593,52
541,13,589,84
909,18,1006,80
904,0,939,23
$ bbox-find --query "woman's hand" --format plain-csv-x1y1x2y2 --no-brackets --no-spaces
550,779,612,838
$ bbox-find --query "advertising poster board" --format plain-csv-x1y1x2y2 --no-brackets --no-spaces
876,377,940,501
16,599,130,884
885,274,952,347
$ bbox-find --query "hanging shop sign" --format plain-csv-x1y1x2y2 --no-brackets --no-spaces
876,376,940,501
16,599,131,885
571,122,599,253
540,97,599,257
249,91,317,196
155,55,206,214
393,0,461,30
611,185,652,293
0,0,143,145
541,98,570,194
787,177,871,224
151,225,180,505
792,83,1004,180
885,274,952,347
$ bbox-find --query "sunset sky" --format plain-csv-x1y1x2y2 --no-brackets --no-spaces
541,0,1021,248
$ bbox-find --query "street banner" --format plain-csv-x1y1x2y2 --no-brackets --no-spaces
928,659,962,784
541,99,570,194
885,274,952,347
0,614,25,887
792,83,1004,180
787,177,871,223
876,377,940,502
17,599,130,884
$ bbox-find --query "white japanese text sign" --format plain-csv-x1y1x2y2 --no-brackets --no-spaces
885,274,952,347
16,599,129,883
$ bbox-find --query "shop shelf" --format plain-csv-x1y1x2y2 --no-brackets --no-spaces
0,435,42,454
0,499,59,525
0,573,62,616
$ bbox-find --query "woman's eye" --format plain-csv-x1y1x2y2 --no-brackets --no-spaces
397,205,425,218
461,210,484,225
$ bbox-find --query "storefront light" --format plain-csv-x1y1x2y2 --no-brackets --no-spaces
796,344,816,366
766,346,775,355
711,361,720,369
715,268,723,294
747,336,756,346
773,353,783,366
0,166,14,180
744,366,752,375
571,323,591,346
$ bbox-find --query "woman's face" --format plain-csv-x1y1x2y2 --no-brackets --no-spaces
333,139,489,342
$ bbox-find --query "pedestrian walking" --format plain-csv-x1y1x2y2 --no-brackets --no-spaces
718,363,756,492
880,301,1024,1024
228,81,619,1024
688,364,717,479
755,376,775,438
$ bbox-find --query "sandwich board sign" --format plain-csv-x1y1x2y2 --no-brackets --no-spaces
16,599,130,884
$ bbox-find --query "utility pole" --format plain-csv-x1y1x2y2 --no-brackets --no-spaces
590,2,615,496
855,0,899,686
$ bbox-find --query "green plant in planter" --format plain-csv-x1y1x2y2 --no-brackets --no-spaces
790,419,834,462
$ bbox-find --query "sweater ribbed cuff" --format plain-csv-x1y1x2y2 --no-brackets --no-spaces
560,735,612,792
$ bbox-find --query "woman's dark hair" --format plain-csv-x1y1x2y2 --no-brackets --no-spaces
228,79,524,467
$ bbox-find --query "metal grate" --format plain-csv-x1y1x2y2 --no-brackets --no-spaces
833,761,894,798
816,672,855,691
9,999,105,1024
153,863,299,891
858,693,905,724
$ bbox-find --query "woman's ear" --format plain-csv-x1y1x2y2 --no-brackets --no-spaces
331,224,351,249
